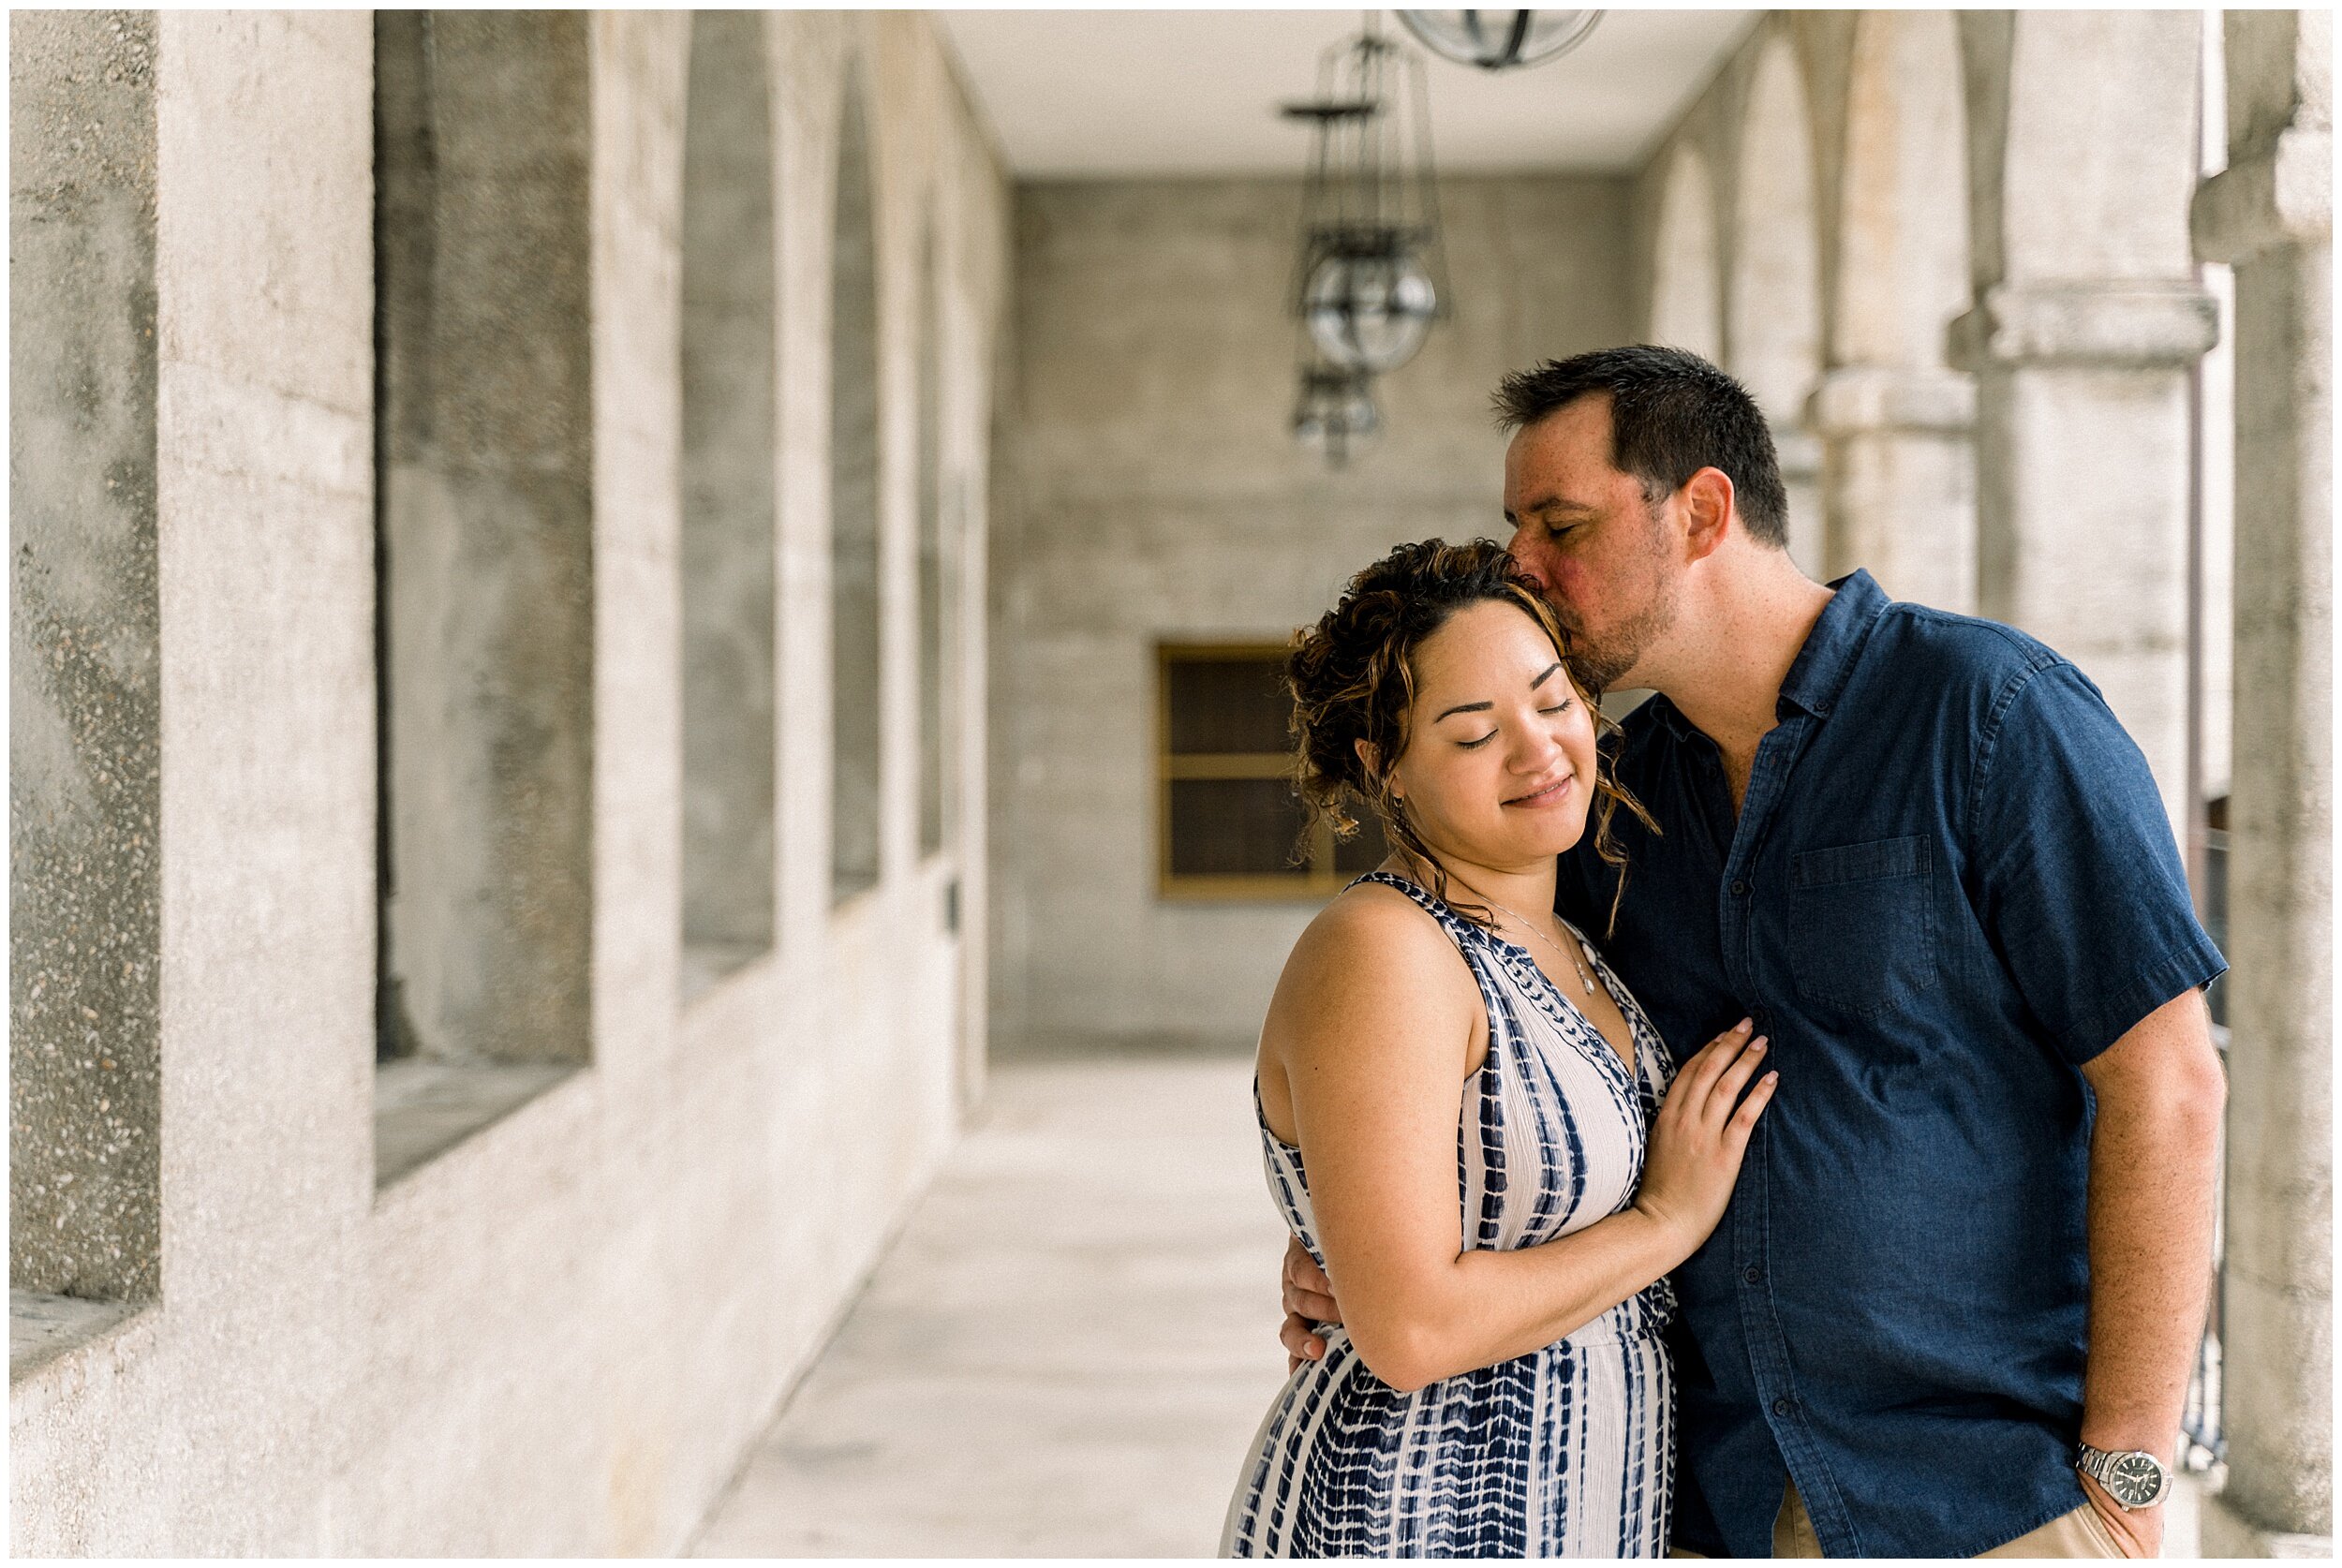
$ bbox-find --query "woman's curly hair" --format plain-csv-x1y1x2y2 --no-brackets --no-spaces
1285,537,1655,936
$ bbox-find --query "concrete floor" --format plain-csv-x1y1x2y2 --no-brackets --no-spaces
689,1054,2210,1559
689,1055,1290,1557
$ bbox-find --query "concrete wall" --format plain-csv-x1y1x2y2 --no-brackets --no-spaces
8,10,164,1311
990,174,1634,1054
10,10,1007,1555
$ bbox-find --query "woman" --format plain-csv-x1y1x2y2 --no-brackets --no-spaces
1222,540,1775,1559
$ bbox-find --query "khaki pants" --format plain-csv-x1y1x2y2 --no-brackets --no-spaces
1668,1482,2136,1559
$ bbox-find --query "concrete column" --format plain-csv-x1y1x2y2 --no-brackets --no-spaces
1729,34,1824,578
1951,12,2214,834
8,10,162,1310
1650,144,1722,362
1822,12,1975,611
1810,367,1976,610
2192,9,2333,1556
1951,283,2216,831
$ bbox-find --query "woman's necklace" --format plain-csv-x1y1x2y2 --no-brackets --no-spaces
1440,869,1597,998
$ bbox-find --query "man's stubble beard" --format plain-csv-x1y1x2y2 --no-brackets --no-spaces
1548,513,1681,695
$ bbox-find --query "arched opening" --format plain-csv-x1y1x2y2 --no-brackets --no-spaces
1729,36,1825,575
371,9,595,1182
830,78,882,906
680,9,778,998
1650,143,1722,361
374,11,594,1085
1818,10,1977,608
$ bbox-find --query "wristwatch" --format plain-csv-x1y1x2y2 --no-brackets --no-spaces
2075,1443,2172,1510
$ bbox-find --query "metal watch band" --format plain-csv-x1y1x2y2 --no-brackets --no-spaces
2076,1443,2172,1510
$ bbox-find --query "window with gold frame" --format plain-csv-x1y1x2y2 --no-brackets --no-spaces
1156,643,1389,900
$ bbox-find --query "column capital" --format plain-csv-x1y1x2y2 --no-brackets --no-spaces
2195,126,2334,263
1808,365,1976,437
1947,281,2218,371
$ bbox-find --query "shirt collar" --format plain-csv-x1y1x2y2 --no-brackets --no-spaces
1625,570,1889,738
1777,570,1889,719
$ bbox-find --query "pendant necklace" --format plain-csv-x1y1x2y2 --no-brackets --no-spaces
1447,875,1597,998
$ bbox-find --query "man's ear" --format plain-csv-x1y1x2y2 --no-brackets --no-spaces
1680,466,1736,562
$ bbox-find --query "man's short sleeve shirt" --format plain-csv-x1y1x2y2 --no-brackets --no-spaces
1554,570,2226,1559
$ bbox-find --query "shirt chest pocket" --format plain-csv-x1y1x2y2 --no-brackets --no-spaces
1785,835,1940,1020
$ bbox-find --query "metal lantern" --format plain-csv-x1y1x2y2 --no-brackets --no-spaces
1281,17,1447,463
1303,235,1438,375
1397,10,1603,72
1292,365,1382,469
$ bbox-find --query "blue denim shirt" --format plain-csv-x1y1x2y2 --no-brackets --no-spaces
1555,571,2226,1559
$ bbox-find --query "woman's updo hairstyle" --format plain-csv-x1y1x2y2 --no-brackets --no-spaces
1285,537,1654,934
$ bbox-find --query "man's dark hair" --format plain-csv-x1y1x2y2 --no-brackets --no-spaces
1491,346,1789,549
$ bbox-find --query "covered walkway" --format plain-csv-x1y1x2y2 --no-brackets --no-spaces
692,1054,2210,1558
692,1056,1286,1556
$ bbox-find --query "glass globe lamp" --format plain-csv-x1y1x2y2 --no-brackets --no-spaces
1303,244,1438,375
1293,366,1382,465
1397,10,1602,72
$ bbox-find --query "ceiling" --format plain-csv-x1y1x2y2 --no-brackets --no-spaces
934,8,1758,178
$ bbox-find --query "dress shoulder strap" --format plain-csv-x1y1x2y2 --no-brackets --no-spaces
1346,870,1484,952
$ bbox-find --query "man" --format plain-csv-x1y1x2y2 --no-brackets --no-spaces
1280,347,2228,1558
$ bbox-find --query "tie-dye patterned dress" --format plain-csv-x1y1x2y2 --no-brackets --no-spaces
1222,871,1678,1559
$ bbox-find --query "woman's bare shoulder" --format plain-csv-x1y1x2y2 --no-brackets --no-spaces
1267,880,1475,1048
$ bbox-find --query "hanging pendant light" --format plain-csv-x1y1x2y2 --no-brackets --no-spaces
1280,17,1446,464
1303,233,1438,375
1397,10,1603,73
1292,364,1382,469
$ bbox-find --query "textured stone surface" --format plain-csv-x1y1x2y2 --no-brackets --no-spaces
989,174,1635,1052
8,9,163,1305
10,11,1004,1556
2200,11,2334,1551
1949,12,2211,834
690,1055,1288,1557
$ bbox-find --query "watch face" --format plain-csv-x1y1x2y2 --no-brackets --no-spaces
2107,1452,2167,1507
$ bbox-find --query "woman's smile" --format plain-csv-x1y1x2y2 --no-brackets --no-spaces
1504,773,1576,810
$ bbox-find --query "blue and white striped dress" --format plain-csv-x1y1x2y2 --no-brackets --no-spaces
1222,871,1678,1559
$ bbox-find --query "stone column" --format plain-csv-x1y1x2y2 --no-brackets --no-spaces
1949,282,2216,834
1951,11,2214,837
1810,365,1977,611
8,10,163,1322
2192,9,2333,1556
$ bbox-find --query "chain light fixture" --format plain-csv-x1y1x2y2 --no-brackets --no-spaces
1282,16,1447,466
1291,364,1382,469
1397,10,1603,73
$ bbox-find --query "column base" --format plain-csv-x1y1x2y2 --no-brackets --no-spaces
2202,1492,2335,1558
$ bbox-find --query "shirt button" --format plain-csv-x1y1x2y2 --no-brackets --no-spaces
1743,1265,1764,1285
1730,879,1750,898
1772,1397,1799,1418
